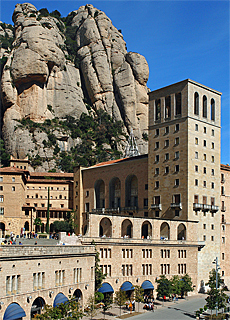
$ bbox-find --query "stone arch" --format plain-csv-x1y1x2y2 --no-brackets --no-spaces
121,219,133,238
99,217,112,237
95,180,105,209
125,175,138,208
31,297,45,318
155,99,161,121
203,95,207,118
50,223,54,233
165,95,171,118
211,98,215,121
109,177,121,208
160,222,170,240
194,92,199,115
73,289,83,303
3,302,26,320
0,222,5,238
141,221,152,239
24,221,29,231
177,223,186,240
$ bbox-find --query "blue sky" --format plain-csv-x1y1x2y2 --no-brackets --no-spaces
1,0,229,164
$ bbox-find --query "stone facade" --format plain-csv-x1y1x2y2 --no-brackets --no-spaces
0,245,95,320
220,164,230,288
148,79,221,291
0,163,73,237
73,155,201,294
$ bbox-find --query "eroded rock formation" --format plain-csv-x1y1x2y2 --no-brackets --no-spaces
1,3,149,171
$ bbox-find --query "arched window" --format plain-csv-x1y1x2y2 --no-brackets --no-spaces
109,177,121,209
175,93,181,115
194,92,199,115
211,98,215,121
125,175,138,208
177,223,186,240
203,95,207,118
121,219,133,238
99,217,112,237
24,221,29,231
31,297,46,318
141,221,152,239
95,180,105,209
155,99,161,121
165,96,171,119
73,289,82,303
160,222,170,240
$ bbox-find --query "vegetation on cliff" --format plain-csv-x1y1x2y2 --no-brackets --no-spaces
16,109,125,172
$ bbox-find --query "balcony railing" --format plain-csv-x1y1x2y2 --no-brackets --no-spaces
210,205,219,213
203,204,212,211
193,203,203,211
171,202,182,210
151,203,162,211
121,207,138,212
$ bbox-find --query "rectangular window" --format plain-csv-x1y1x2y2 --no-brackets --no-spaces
144,198,148,207
175,151,179,159
211,224,214,230
204,127,206,133
195,152,198,159
203,235,206,241
175,165,179,172
211,156,215,163
0,207,4,215
85,203,90,212
195,138,198,145
12,177,15,182
222,253,225,260
145,184,148,190
203,140,206,147
175,179,179,186
175,137,179,145
211,182,214,189
165,140,169,147
211,236,214,241
195,179,198,186
155,155,159,162
175,124,179,132
0,195,3,202
0,177,2,182
195,165,198,172
155,141,159,149
12,186,15,191
203,167,206,174
203,154,207,161
165,166,169,174
155,168,159,175
212,129,214,136
165,153,169,161
194,195,199,203
212,169,215,176
195,124,198,131
203,224,206,229
212,142,214,149
203,181,206,188
155,181,159,188
165,126,169,134
156,128,159,136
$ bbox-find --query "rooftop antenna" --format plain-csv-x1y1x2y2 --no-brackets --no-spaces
124,128,140,158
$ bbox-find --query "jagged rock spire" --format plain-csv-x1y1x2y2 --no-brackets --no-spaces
124,129,140,158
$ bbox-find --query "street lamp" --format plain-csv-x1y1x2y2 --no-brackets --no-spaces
213,257,221,317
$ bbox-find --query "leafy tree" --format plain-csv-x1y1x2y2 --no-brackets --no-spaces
156,275,172,299
34,217,42,231
180,274,194,298
102,296,112,319
0,139,10,167
95,292,104,303
114,289,127,317
204,269,228,318
36,297,84,319
53,220,72,233
85,294,98,320
170,275,183,296
50,10,61,19
134,285,144,312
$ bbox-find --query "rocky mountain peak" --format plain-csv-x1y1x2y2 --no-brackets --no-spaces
0,3,149,171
